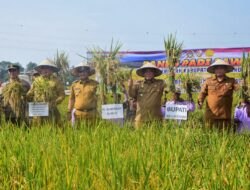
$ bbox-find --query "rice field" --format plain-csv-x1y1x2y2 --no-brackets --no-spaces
0,98,249,189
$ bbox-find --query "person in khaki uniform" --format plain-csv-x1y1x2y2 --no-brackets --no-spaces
128,62,166,128
0,64,30,125
198,59,238,130
27,59,65,125
68,62,99,125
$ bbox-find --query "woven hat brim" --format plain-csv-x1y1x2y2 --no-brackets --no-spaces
35,65,59,73
207,65,234,74
70,66,95,76
136,67,162,77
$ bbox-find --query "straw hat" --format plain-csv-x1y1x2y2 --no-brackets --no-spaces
35,59,59,72
136,62,162,77
207,59,234,74
70,62,95,76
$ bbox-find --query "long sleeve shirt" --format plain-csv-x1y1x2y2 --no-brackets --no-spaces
128,79,166,122
198,75,238,120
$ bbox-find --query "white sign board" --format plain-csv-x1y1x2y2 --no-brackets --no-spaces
29,102,49,117
165,104,188,120
102,104,124,119
64,90,71,96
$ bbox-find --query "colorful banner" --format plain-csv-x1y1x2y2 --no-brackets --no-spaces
117,47,250,73
87,47,250,74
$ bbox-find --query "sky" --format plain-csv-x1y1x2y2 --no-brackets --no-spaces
0,0,250,67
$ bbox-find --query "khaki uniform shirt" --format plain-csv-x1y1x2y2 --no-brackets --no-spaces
70,79,99,118
198,76,238,120
128,79,165,122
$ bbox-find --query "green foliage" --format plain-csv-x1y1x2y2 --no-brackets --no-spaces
0,96,249,189
0,61,24,82
178,72,201,100
237,52,250,101
26,62,37,72
87,39,127,104
0,121,249,189
164,34,183,93
54,51,70,84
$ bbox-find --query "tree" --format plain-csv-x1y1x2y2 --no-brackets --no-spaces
26,62,37,71
0,61,24,82
54,50,70,84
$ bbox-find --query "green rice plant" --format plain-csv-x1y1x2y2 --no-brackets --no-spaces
88,39,126,104
54,50,69,84
164,34,183,93
236,52,250,101
178,71,201,101
0,119,249,189
0,97,249,189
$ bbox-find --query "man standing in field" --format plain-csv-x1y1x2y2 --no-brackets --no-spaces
198,59,238,129
68,62,99,126
27,59,65,125
128,61,166,128
0,64,30,125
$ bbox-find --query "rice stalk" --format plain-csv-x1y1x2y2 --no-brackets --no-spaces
2,81,26,118
236,51,250,101
88,39,123,104
164,34,183,93
178,72,201,101
32,77,57,106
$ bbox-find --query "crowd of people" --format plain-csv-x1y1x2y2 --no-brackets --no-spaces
0,59,249,132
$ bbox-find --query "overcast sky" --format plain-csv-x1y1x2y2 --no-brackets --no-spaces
0,0,250,67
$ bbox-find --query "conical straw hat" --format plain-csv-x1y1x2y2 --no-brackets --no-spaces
70,62,95,76
207,59,234,74
136,62,162,77
35,59,59,72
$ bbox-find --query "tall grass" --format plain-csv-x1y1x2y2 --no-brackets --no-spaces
0,95,249,189
0,118,249,189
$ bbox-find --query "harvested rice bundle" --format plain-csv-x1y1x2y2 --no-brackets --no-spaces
31,77,57,106
2,81,26,118
89,39,124,103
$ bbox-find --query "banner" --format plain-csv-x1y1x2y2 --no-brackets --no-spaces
87,47,250,74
